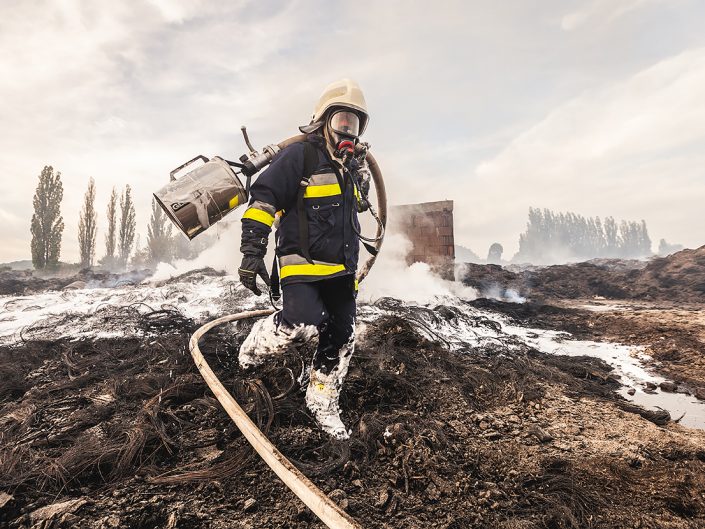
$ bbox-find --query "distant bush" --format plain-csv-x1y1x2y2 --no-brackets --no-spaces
514,208,652,264
657,238,683,256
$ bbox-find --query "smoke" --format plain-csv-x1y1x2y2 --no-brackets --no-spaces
476,281,527,303
149,221,477,306
150,221,243,281
359,233,477,304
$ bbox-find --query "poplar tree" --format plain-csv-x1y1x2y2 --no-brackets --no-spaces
147,198,173,264
30,165,64,270
516,208,653,263
105,187,117,265
118,185,136,269
78,177,98,268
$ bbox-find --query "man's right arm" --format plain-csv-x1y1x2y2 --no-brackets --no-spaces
239,143,305,294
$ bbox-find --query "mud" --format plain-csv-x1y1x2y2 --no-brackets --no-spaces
473,298,705,392
2,305,705,528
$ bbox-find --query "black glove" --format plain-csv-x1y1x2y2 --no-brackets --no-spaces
239,254,270,296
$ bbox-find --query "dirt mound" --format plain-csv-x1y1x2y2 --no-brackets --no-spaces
462,261,637,300
2,308,704,528
633,246,705,301
462,246,705,304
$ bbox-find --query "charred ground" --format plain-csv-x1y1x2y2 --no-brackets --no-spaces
1,280,705,528
462,245,705,305
462,246,705,392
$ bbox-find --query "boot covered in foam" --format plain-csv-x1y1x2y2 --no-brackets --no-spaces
239,312,318,369
305,368,350,440
305,337,354,440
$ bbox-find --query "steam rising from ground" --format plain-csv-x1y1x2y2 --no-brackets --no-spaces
358,234,477,303
149,223,476,304
151,221,243,281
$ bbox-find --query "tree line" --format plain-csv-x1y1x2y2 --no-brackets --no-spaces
514,207,652,263
30,165,197,271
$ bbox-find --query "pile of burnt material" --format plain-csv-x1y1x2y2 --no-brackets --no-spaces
0,268,153,296
2,305,704,528
461,245,705,303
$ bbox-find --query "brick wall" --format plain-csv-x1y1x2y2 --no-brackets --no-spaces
389,200,455,278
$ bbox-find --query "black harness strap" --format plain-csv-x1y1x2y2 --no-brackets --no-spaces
297,141,319,264
270,250,281,301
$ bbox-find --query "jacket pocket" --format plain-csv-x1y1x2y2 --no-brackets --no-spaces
308,202,339,254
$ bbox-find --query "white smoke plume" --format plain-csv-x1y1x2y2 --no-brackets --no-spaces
149,219,476,305
478,281,527,303
359,233,477,304
150,220,243,281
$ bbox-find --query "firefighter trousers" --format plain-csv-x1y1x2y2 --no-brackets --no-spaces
281,274,356,374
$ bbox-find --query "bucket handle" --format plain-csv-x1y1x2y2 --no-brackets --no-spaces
170,155,209,181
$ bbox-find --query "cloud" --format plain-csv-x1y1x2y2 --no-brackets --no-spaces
0,1,704,264
474,47,705,254
560,0,659,31
0,1,313,262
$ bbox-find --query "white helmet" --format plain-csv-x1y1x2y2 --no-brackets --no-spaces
300,78,369,134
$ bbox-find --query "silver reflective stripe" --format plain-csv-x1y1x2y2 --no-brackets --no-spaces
279,254,344,267
250,200,276,215
308,173,338,186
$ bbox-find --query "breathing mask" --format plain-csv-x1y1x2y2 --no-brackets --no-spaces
327,110,360,159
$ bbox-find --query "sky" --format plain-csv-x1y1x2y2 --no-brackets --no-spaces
1,0,704,263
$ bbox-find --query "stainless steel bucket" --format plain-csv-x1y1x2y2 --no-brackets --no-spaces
154,155,248,239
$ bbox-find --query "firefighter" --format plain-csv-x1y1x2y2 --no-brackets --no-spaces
237,79,369,440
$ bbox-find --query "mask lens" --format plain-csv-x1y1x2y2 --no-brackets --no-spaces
329,111,360,137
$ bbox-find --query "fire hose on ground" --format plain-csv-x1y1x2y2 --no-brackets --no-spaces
188,145,386,529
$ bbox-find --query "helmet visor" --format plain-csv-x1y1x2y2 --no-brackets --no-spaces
329,111,360,137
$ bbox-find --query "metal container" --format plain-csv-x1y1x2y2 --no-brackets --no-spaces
154,155,248,239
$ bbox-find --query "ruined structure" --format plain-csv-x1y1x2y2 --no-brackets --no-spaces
390,200,455,277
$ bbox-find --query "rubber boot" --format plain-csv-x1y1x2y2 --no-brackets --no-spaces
305,368,349,440
305,338,354,440
239,312,318,369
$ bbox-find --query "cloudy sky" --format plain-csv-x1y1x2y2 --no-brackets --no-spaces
1,0,704,263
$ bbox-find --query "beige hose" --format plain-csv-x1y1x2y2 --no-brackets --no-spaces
356,151,386,283
189,309,363,529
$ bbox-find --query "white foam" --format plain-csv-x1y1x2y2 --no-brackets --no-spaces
2,274,702,429
0,274,261,344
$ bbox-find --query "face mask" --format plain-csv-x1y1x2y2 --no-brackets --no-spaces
328,111,360,159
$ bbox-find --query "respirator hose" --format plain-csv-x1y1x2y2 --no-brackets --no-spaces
349,176,385,244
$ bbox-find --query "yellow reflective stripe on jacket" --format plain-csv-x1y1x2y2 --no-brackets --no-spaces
354,278,359,291
280,262,346,279
242,207,275,227
303,183,342,198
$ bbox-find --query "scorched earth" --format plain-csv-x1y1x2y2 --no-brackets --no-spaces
1,266,704,528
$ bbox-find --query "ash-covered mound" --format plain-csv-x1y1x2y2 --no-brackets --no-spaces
462,245,705,303
462,261,638,301
0,268,153,296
